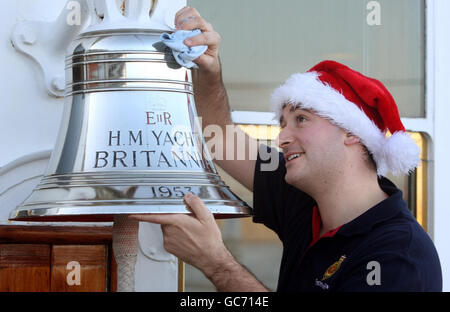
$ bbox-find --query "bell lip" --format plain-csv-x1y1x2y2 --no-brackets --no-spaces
9,203,253,222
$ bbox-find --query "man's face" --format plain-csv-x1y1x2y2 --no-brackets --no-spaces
277,105,347,189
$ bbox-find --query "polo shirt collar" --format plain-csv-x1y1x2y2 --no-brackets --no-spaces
336,177,406,237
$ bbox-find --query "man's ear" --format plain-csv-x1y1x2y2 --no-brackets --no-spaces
344,133,361,146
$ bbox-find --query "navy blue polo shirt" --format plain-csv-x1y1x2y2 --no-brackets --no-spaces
253,147,442,291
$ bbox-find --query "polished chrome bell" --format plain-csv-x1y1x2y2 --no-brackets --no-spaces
9,29,251,222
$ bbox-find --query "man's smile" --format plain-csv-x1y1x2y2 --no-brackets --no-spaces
284,152,305,163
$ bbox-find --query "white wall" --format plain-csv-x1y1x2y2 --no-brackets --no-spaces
0,0,66,168
429,0,450,292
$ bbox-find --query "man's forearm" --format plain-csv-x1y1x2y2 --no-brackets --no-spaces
192,59,257,190
192,61,233,132
203,249,270,292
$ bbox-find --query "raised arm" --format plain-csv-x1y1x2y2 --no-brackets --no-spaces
175,7,258,191
132,8,269,292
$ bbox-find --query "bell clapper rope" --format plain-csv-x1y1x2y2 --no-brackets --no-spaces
113,215,139,292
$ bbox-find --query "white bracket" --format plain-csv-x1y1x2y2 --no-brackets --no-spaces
10,0,90,98
10,0,186,98
83,0,185,33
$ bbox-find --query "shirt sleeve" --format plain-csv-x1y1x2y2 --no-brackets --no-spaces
252,145,314,242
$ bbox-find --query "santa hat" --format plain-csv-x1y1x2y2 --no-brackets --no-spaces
271,60,420,176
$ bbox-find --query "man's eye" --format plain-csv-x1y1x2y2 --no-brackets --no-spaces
297,115,307,123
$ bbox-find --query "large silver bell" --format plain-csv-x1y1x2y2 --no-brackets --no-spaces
9,29,251,222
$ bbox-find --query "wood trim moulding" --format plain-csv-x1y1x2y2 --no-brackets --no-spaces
0,225,112,244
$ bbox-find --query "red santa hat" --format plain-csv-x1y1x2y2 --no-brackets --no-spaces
271,60,420,176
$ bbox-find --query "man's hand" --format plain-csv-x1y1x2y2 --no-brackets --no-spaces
129,193,230,277
131,193,270,292
174,7,221,74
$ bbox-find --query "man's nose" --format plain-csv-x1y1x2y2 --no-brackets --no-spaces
277,127,293,149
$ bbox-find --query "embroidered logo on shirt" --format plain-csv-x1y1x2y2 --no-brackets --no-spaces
322,255,346,281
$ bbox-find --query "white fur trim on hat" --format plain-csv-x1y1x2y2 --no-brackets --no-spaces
271,72,420,176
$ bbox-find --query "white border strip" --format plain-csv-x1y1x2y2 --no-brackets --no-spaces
231,111,278,125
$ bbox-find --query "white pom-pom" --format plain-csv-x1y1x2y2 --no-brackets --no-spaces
380,132,420,176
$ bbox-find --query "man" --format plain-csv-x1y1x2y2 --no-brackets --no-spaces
131,7,442,291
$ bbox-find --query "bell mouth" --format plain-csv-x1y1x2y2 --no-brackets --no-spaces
10,203,252,222
10,172,252,223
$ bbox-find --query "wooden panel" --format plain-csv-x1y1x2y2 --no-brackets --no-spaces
0,225,112,244
178,259,184,292
51,245,107,292
0,244,51,292
411,132,428,231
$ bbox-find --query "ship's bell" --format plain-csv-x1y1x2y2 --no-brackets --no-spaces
9,28,251,222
